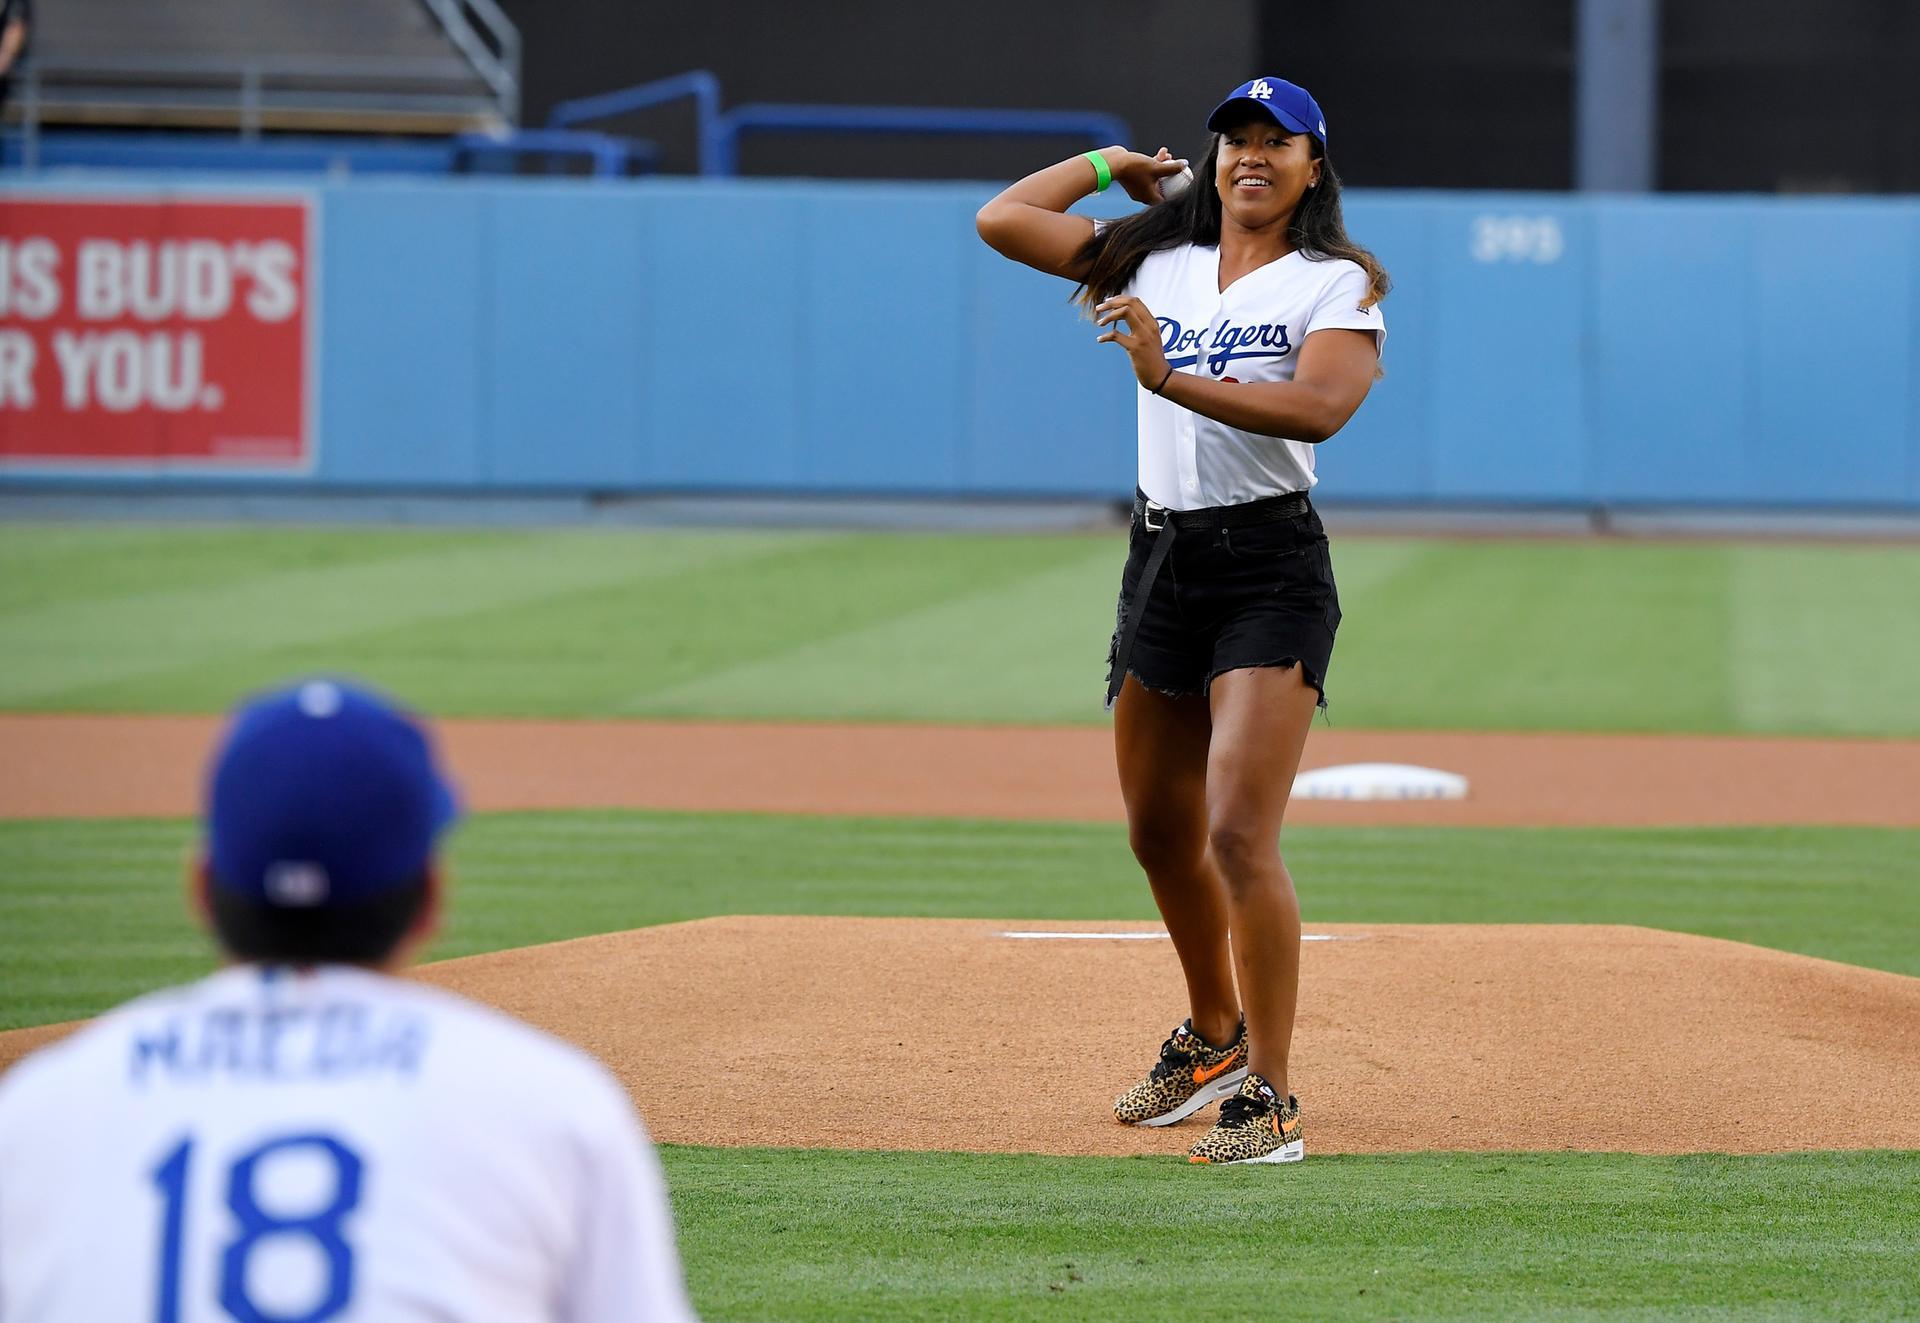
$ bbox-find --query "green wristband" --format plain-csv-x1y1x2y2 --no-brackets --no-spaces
1083,150,1113,193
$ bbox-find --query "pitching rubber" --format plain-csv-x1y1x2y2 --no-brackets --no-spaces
1133,1067,1250,1128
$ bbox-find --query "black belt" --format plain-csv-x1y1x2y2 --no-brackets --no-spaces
1104,489,1313,710
1130,487,1312,533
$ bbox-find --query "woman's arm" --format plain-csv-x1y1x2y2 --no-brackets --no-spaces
975,147,1188,281
1161,328,1380,443
1096,293,1379,444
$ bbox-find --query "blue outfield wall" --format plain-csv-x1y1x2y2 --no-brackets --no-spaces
5,176,1919,507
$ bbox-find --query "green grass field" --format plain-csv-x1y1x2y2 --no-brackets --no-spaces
3,813,1917,1029
5,523,1920,733
661,1148,1920,1321
4,810,1918,1317
3,522,1918,1319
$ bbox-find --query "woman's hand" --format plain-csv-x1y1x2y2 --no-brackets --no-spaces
1102,146,1191,206
1095,295,1172,390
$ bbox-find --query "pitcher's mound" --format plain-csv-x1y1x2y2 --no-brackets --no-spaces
415,917,1920,1156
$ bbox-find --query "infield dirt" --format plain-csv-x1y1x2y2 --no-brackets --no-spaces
6,714,1920,826
7,918,1919,1156
9,713,1918,1157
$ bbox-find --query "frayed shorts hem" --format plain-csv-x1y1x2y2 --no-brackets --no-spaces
1114,657,1329,710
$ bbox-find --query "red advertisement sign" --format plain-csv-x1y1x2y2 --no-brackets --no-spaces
0,195,316,470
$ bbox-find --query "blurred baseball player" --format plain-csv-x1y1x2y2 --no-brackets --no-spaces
0,679,697,1321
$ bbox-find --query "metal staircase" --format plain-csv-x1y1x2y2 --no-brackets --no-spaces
6,0,518,155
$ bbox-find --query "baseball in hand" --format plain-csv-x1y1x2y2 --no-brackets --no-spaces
1159,166,1194,203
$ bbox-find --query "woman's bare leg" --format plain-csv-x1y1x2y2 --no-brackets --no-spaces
1204,664,1322,1092
1113,674,1240,1046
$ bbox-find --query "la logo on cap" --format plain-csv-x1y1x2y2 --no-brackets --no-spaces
265,861,330,906
1248,79,1274,100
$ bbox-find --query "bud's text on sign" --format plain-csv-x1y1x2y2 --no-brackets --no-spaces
0,196,315,469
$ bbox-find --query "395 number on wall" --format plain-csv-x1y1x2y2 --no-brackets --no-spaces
1470,215,1565,264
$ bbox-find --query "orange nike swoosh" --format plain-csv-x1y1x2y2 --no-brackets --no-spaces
1192,1056,1237,1085
1281,1117,1301,1138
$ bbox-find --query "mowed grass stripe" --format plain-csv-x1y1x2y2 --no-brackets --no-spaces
660,1146,1920,1321
450,531,1110,718
0,529,821,708
634,536,1441,724
629,541,1120,722
0,524,491,615
1732,544,1920,736
7,524,1920,732
3,812,1914,1029
1333,539,1738,734
0,527,1114,718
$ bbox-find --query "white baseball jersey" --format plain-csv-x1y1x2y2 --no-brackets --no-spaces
0,964,696,1322
1121,243,1383,509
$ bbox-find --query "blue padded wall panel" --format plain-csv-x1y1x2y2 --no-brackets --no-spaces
1913,210,1920,504
485,188,649,487
1322,198,1434,502
638,185,805,488
7,178,1919,510
796,190,968,491
317,185,485,484
1426,198,1590,502
1590,202,1753,504
1750,204,1913,505
963,238,1133,497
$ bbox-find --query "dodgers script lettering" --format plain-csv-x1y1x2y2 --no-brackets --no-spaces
1157,316,1294,375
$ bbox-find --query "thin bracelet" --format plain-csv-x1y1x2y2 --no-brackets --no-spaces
1150,365,1175,395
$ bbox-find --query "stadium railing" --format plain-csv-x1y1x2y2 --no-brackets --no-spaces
547,70,723,177
452,128,659,178
7,56,1127,183
710,104,1130,176
547,70,1129,178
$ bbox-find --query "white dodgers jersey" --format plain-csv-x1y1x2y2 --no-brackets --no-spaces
1125,245,1383,509
0,965,696,1322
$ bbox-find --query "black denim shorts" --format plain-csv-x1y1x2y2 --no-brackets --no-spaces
1106,496,1341,706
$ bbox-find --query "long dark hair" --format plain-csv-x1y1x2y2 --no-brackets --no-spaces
1073,133,1390,313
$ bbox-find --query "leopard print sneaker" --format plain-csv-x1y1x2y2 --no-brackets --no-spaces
1186,1073,1304,1165
1113,1017,1248,1127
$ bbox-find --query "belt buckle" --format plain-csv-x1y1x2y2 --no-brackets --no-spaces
1142,502,1168,533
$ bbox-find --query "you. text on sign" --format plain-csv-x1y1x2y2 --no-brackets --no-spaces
0,196,316,470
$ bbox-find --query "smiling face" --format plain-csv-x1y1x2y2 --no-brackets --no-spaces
1212,112,1322,234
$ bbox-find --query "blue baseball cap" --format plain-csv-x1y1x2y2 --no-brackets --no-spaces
207,680,459,908
1206,76,1327,145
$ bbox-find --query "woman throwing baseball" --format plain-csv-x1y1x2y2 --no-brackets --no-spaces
976,77,1387,1164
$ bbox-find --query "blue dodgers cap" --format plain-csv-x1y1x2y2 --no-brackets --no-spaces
1206,76,1328,145
207,680,459,908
